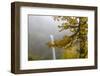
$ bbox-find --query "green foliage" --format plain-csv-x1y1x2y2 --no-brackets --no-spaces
47,16,88,59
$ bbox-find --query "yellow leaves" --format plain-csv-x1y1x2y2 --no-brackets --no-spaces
70,28,75,32
63,23,69,29
80,24,88,36
62,45,80,59
53,16,79,32
69,17,78,25
58,23,69,32
46,16,88,59
56,36,72,47
79,37,88,58
47,35,72,48
80,30,87,35
80,23,88,28
47,42,55,48
79,17,88,24
80,17,88,23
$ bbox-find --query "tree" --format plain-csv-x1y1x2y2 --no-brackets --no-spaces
47,16,88,59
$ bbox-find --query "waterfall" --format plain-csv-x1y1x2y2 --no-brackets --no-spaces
50,34,56,60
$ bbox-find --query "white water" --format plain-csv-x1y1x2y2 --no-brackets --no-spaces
50,35,56,60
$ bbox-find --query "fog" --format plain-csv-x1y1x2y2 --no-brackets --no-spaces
28,15,73,60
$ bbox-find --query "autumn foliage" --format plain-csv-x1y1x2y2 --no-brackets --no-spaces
47,16,88,59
